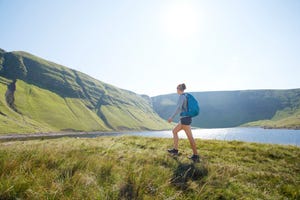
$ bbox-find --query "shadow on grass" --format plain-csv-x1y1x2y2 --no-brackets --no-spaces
170,158,208,190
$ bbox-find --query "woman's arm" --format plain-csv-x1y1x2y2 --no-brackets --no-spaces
168,95,185,121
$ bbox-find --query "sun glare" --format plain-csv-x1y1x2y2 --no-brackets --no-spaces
162,3,199,40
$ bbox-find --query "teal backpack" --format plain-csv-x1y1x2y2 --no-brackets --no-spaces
180,93,200,117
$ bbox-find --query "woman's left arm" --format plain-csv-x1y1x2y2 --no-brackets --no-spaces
168,95,185,122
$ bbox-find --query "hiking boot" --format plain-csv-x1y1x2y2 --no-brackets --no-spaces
167,148,178,155
189,154,200,162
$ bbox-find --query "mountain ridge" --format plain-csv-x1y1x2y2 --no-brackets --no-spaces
152,89,300,129
0,49,171,134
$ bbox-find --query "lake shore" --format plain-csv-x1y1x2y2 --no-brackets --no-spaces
1,127,300,147
262,125,300,130
0,131,118,141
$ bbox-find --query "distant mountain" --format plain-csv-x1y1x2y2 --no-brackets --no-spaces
152,89,300,129
0,49,171,134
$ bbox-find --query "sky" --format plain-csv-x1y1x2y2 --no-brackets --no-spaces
0,0,299,96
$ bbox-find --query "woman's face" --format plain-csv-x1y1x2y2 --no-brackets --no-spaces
177,87,183,94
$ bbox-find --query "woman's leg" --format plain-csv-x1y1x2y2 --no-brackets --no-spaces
172,123,182,150
182,125,198,155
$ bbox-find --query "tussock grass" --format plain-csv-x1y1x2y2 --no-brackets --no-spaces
0,136,299,199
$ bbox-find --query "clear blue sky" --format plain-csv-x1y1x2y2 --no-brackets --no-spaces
1,0,299,96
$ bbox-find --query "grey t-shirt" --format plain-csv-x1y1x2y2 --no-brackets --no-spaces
170,94,188,119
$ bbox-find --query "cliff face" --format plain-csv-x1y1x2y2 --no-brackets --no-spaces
152,90,300,129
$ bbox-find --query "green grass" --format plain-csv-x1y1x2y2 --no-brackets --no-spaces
244,108,300,129
14,80,109,132
0,77,50,134
0,136,299,199
0,77,171,134
0,79,110,134
101,105,169,130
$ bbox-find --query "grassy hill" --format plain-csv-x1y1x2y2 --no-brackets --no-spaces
0,136,299,199
0,49,171,134
152,90,300,129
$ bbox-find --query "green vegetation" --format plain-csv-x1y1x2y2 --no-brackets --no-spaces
152,90,300,129
1,47,299,132
244,107,300,129
0,49,171,134
0,136,299,199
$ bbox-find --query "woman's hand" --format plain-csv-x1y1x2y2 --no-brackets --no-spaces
168,118,172,123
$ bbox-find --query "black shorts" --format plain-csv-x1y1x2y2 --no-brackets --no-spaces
180,117,192,125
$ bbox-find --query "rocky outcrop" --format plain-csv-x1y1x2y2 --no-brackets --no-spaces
5,79,17,110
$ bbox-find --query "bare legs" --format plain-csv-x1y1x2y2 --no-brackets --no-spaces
172,123,181,150
182,125,198,155
172,123,198,155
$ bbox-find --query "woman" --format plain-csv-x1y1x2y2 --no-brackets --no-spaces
167,83,200,162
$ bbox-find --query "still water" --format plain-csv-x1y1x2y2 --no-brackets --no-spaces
82,127,300,146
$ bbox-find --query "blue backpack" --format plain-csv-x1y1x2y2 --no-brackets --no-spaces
180,93,200,117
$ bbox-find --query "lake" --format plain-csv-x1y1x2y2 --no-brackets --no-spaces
80,127,300,146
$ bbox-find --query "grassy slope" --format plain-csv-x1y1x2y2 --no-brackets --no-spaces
0,137,299,199
15,80,109,132
242,98,300,129
0,77,49,134
244,108,300,129
0,78,109,134
0,50,171,134
0,79,171,134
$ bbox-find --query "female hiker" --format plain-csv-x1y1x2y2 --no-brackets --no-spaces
167,83,200,162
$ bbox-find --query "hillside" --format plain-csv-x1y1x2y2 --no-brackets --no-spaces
0,49,171,134
152,90,300,129
0,136,299,199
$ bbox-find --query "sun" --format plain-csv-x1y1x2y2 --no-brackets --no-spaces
161,2,199,40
